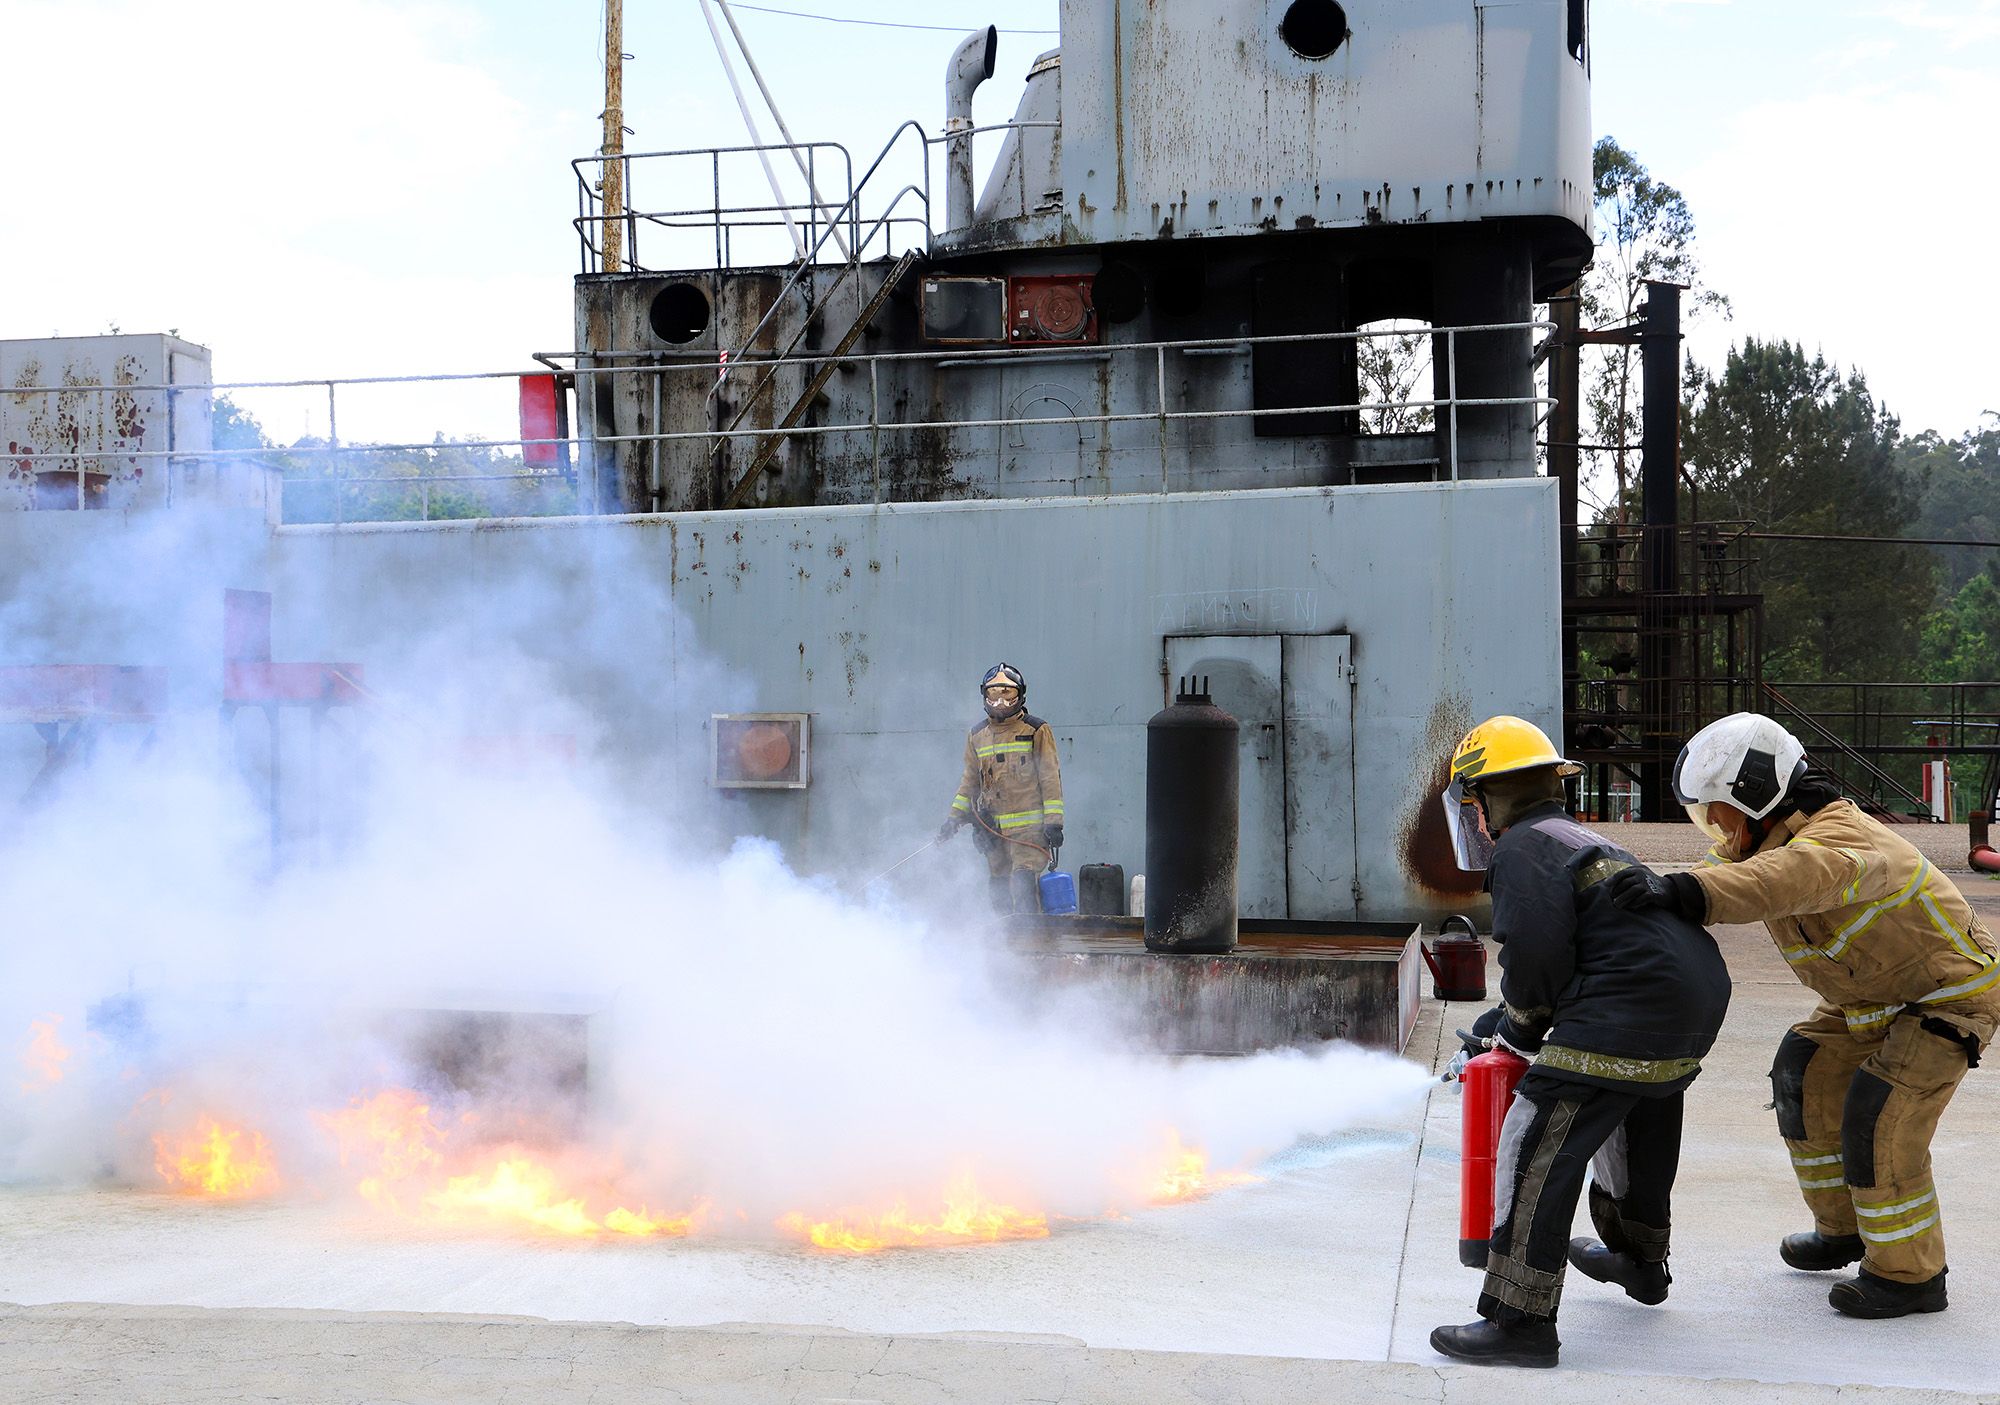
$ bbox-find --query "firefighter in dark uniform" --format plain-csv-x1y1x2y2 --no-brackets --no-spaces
1430,716,1733,1369
937,663,1064,913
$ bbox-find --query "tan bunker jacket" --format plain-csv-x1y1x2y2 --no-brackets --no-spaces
1690,798,2000,1282
950,713,1064,873
1691,800,2000,1039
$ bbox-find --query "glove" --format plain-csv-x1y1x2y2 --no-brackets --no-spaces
1045,823,1064,851
1608,866,1707,920
936,817,960,844
1607,866,1673,911
1492,1029,1536,1061
1443,1047,1472,1082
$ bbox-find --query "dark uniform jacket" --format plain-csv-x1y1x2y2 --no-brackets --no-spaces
1489,803,1732,1096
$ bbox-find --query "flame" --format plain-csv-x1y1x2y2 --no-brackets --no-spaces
781,1173,1050,1253
153,1117,280,1197
426,1158,600,1236
420,1156,701,1239
1146,1131,1259,1204
315,1088,698,1239
313,1088,446,1211
20,1015,71,1091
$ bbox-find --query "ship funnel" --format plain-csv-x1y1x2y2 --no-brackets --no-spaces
944,25,998,230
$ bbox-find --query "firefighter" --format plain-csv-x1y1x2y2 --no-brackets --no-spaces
935,663,1064,913
1430,716,1732,1369
1610,712,2000,1319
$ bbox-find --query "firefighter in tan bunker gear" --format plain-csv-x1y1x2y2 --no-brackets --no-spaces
1611,713,2000,1319
936,664,1064,913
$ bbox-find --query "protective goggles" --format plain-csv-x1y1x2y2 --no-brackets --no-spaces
1441,775,1497,872
983,684,1020,700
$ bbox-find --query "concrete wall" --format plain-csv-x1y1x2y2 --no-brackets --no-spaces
0,479,1559,923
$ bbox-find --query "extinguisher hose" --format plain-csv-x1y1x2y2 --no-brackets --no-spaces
971,807,1056,867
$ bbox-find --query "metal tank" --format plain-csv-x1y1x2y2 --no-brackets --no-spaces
1145,681,1240,954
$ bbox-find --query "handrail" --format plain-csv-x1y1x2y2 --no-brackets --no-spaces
705,123,935,400
1762,681,1932,814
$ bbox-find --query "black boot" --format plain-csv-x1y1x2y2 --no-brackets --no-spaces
1829,1267,1947,1319
1567,1237,1670,1305
1780,1230,1865,1272
1429,1319,1560,1369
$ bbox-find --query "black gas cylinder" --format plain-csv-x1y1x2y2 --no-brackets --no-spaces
1144,679,1239,953
1078,862,1126,916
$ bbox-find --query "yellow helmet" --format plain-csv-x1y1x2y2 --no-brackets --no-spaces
1449,716,1580,786
1442,716,1579,871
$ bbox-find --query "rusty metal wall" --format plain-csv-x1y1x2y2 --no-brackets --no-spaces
0,335,214,513
576,225,1550,513
1055,0,1592,248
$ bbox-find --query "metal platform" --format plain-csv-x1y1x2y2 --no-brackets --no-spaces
1009,915,1422,1055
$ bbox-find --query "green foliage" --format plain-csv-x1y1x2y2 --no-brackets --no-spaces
202,393,574,522
277,437,577,524
1683,338,1934,682
1921,562,2000,683
1904,427,2000,597
210,394,271,452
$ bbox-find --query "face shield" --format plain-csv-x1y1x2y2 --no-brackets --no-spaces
983,684,1022,721
1442,776,1497,871
1685,801,1747,852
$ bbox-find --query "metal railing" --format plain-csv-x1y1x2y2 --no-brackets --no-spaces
569,120,1059,277
1,319,1555,522
1567,519,1760,599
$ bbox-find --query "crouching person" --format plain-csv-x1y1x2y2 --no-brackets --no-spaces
1429,717,1732,1369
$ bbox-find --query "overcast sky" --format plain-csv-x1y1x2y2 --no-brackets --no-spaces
4,0,1994,443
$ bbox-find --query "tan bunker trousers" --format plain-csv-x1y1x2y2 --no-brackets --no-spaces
1773,1000,1993,1283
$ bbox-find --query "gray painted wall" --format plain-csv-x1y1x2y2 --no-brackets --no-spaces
0,479,1558,923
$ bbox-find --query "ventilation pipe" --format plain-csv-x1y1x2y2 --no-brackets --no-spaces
945,25,998,231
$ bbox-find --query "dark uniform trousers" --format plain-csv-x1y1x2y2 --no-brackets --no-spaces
1480,1070,1684,1325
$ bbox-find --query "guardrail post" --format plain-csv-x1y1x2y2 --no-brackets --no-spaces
1446,329,1460,482
1156,344,1170,492
328,382,341,526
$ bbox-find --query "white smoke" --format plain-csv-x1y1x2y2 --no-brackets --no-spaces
0,510,1429,1235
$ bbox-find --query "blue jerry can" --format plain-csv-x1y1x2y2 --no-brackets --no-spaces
1039,869,1078,915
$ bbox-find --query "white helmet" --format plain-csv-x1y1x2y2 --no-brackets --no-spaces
1672,713,1807,842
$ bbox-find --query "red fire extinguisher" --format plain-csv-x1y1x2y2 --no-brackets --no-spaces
1458,1046,1530,1267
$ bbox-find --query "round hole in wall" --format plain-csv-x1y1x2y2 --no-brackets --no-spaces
1280,0,1347,60
648,282,711,344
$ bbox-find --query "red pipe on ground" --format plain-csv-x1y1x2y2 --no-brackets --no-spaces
1972,814,2000,876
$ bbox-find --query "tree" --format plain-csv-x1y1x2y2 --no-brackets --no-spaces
1581,137,1729,520
1682,339,1934,681
205,394,573,523
1922,561,2000,683
1355,321,1435,435
1904,426,2000,598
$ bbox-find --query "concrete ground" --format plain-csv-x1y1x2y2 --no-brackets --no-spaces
4,834,1999,1404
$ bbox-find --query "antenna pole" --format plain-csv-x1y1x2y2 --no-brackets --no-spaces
601,0,626,273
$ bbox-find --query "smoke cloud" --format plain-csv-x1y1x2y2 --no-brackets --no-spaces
0,510,1428,1243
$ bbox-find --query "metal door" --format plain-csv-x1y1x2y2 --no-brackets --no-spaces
1164,634,1286,917
1281,634,1357,918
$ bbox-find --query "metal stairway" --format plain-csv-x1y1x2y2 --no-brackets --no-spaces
719,246,923,508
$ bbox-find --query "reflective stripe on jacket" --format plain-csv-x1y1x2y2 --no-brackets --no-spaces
1691,799,2000,1033
951,713,1064,831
